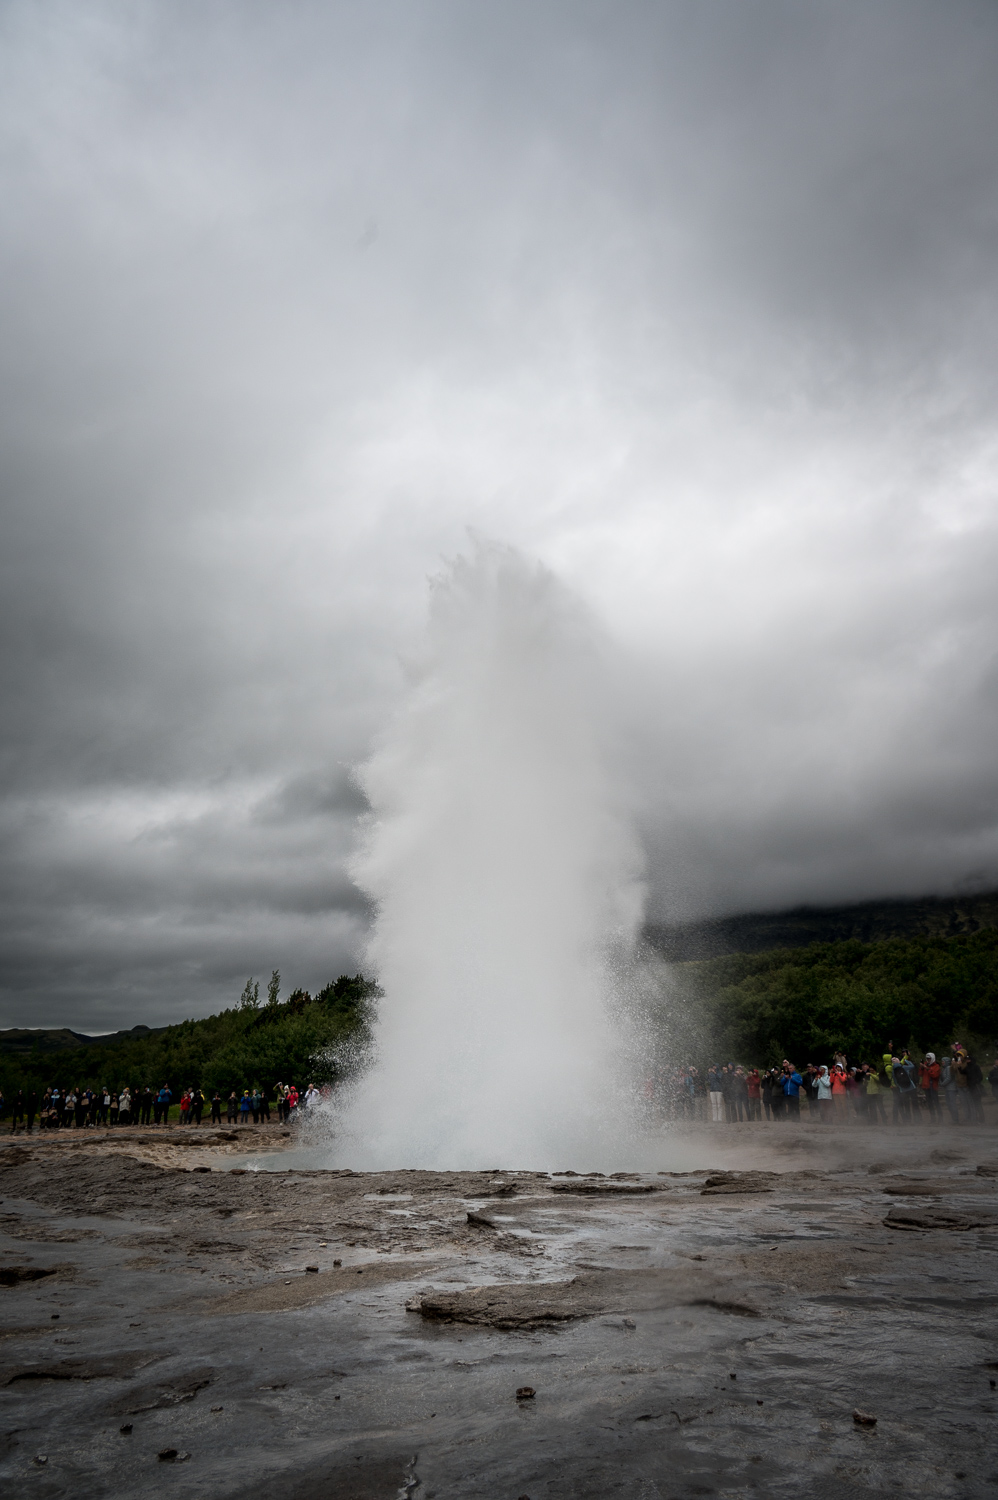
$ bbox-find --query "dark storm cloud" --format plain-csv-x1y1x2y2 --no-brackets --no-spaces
1,1,997,1025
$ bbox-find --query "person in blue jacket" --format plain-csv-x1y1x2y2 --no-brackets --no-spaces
781,1061,803,1120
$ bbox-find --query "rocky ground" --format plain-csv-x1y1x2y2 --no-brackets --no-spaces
1,1124,998,1498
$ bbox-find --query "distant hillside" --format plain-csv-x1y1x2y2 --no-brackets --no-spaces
644,890,998,962
0,976,376,1095
0,1024,165,1056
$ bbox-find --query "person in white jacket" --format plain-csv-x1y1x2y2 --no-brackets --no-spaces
815,1066,833,1123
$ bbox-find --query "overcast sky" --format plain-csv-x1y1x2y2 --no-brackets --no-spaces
2,1,998,1029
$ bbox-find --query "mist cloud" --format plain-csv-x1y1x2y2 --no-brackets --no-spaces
2,1,997,1026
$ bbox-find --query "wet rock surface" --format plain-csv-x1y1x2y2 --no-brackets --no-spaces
408,1267,754,1329
701,1170,776,1195
548,1180,659,1196
1,1129,997,1496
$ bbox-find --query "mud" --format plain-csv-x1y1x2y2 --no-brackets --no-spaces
1,1125,998,1497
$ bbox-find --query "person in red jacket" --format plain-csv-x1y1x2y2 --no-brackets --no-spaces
919,1052,941,1120
830,1063,848,1121
745,1068,762,1122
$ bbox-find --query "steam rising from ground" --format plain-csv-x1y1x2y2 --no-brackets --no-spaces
330,542,646,1170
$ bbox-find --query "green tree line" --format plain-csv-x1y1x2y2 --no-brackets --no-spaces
0,974,377,1098
7,928,997,1101
669,928,998,1065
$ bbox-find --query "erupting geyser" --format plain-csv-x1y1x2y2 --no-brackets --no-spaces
333,541,646,1169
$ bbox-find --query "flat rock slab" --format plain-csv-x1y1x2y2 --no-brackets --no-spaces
882,1183,945,1196
0,1265,59,1285
548,1182,659,1196
701,1172,776,1195
884,1207,998,1232
881,1179,997,1196
0,1261,75,1285
410,1267,759,1329
204,1258,444,1315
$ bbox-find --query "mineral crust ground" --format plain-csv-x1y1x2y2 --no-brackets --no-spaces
2,1124,997,1497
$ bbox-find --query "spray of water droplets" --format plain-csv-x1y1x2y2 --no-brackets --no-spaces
327,541,648,1169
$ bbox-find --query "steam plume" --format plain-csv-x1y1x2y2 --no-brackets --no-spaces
333,541,645,1169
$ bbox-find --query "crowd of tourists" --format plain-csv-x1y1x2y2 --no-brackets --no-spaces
5,1043,997,1133
653,1043,998,1125
0,1080,330,1132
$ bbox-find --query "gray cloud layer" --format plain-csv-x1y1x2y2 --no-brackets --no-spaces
2,1,997,1027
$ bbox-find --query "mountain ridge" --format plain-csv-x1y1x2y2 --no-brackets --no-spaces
0,1024,166,1055
644,888,998,962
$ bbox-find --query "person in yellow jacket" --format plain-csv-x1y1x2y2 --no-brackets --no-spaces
865,1065,887,1124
